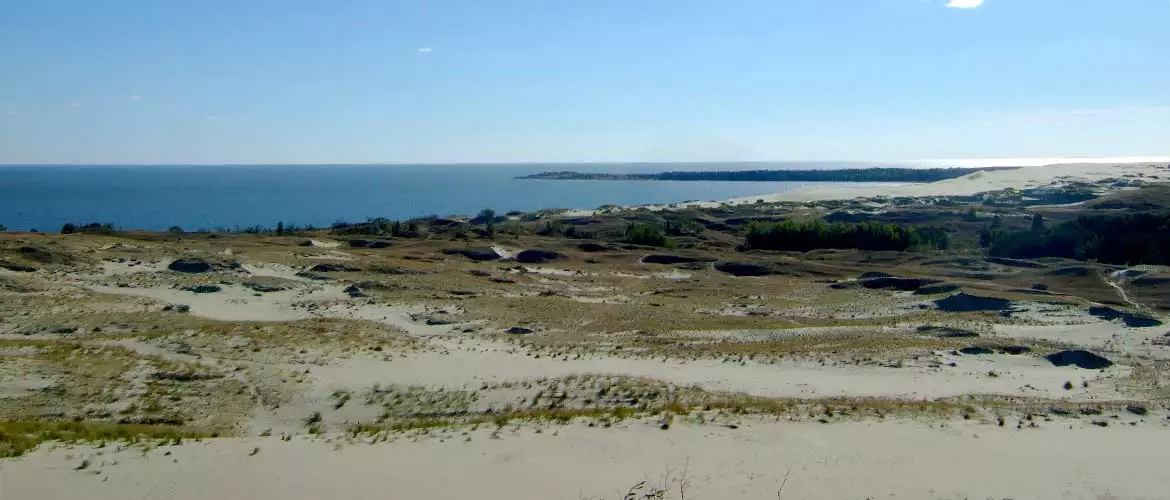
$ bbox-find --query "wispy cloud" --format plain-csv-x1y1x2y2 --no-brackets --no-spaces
946,0,984,8
417,47,433,53
4,111,16,116
129,95,142,100
204,116,228,121
69,102,82,108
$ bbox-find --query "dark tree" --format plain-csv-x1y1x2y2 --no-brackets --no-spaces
624,222,670,247
978,228,996,248
478,208,497,240
61,222,113,234
744,220,949,252
988,214,1170,265
1030,214,1046,232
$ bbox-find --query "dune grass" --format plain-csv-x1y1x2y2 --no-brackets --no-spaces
0,421,209,458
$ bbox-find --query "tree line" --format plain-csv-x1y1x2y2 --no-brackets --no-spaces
744,220,950,252
985,213,1170,265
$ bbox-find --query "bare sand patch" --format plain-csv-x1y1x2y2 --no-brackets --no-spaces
87,283,348,322
98,260,167,276
8,419,1170,500
0,373,58,399
239,262,316,281
516,266,582,277
997,302,1169,353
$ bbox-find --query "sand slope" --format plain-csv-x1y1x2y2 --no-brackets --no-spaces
6,420,1168,500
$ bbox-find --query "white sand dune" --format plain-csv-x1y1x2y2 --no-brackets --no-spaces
736,162,1168,204
600,161,1168,213
8,419,1169,500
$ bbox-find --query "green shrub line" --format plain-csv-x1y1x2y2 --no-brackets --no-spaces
985,213,1170,265
745,219,950,252
624,222,671,247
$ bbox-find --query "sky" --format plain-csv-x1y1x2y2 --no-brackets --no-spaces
1,0,1168,164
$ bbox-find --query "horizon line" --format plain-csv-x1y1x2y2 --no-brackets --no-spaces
2,156,1168,168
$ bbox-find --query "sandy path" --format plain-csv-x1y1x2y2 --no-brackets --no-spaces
5,420,1168,500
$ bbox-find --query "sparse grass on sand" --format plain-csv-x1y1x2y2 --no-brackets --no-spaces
336,374,1144,437
0,421,208,457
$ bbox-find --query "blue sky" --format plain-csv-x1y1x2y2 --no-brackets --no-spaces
1,0,1168,164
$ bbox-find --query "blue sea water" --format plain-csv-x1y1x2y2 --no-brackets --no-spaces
0,162,900,231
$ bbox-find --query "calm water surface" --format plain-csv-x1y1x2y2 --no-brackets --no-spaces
0,163,899,231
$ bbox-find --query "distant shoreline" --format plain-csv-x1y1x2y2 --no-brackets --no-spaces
518,167,1019,183
2,156,1168,167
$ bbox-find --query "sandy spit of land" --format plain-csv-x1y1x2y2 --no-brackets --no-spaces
577,161,1168,215
736,161,1167,204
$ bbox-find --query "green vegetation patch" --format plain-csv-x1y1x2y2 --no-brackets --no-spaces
745,220,950,252
986,214,1170,265
0,421,208,457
